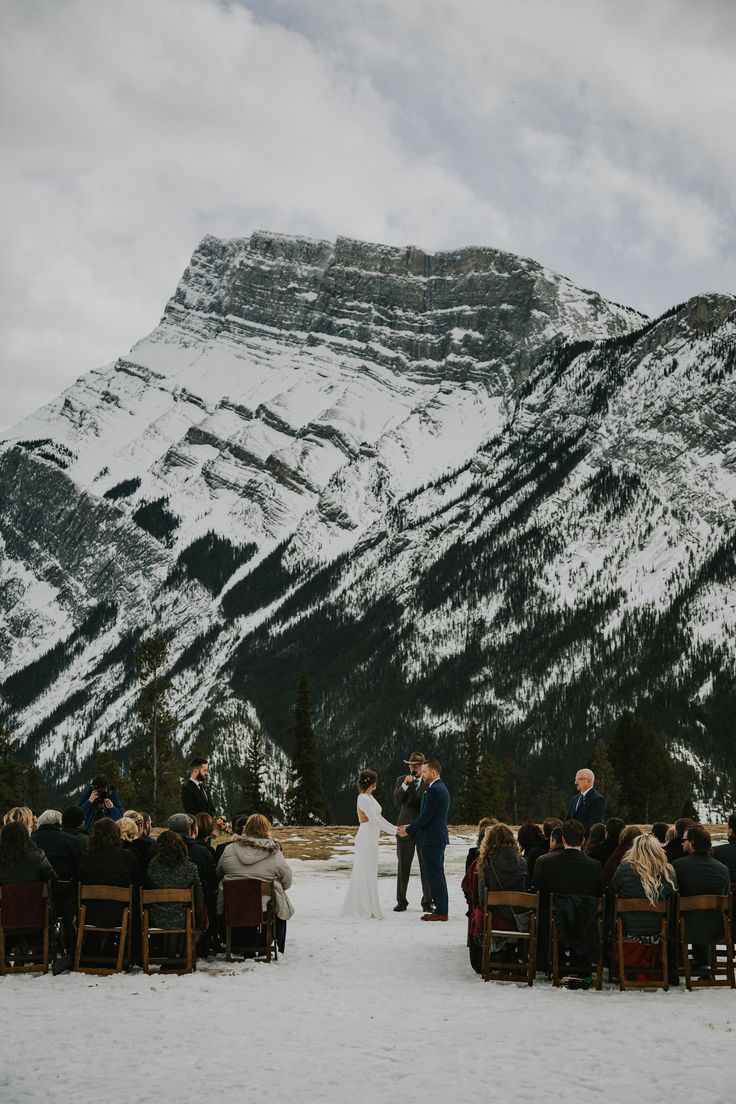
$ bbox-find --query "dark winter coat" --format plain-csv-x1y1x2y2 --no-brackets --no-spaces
78,845,140,926
586,837,618,867
534,848,604,899
713,839,736,881
525,842,550,883
610,860,677,937
664,837,686,864
478,845,527,923
673,853,731,945
31,825,82,881
603,843,631,887
63,826,90,853
145,858,203,929
0,848,57,885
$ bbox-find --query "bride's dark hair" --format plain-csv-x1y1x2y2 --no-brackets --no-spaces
358,769,378,792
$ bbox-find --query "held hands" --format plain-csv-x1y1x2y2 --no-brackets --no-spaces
397,825,408,838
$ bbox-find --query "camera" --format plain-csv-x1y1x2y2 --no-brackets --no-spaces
94,787,109,803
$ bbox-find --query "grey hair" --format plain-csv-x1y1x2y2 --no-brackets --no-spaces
36,809,62,828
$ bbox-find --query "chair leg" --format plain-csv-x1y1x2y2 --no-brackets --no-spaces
0,928,6,976
226,925,232,963
74,905,86,971
116,910,129,973
142,911,149,975
680,922,693,992
551,920,559,986
527,919,536,986
616,919,625,991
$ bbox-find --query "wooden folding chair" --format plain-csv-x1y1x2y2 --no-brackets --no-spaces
614,897,669,991
140,887,195,974
549,895,604,990
481,890,538,985
0,881,52,974
224,879,278,963
679,894,735,991
74,885,133,975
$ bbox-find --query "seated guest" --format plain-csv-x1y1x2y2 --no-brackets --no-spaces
32,810,82,881
714,814,736,882
534,820,604,898
119,816,153,873
664,825,677,845
586,817,626,866
611,833,677,978
517,823,546,863
525,818,562,880
78,817,140,926
534,820,604,979
465,817,498,870
478,825,529,900
166,813,218,954
530,825,564,881
145,829,204,942
603,825,642,886
584,822,606,856
216,813,293,952
0,822,57,885
2,806,35,833
651,822,669,846
664,817,693,863
674,825,731,980
195,812,217,861
140,811,153,839
61,806,89,852
123,810,155,866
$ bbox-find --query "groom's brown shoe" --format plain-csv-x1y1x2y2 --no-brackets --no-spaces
421,913,448,921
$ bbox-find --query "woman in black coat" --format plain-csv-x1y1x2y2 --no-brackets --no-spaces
0,822,57,885
78,817,140,927
477,822,528,960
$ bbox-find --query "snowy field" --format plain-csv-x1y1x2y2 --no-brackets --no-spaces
3,833,734,1104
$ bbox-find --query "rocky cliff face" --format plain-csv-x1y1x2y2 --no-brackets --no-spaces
1,231,734,818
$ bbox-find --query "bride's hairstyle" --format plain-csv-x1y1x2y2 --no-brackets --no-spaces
358,770,378,792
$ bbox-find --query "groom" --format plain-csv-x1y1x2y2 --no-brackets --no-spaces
397,759,450,921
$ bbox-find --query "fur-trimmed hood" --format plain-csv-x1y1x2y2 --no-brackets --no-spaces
230,833,281,866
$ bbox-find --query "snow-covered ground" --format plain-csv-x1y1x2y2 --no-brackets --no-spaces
3,835,734,1104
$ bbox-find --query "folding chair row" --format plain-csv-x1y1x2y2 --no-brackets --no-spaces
0,881,53,975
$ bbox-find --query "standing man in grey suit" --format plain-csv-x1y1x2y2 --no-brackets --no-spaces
393,752,433,913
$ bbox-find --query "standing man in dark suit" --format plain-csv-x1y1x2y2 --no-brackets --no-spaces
181,756,215,817
398,759,450,921
393,752,433,913
566,769,605,837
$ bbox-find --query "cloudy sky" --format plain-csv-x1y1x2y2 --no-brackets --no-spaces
1,0,734,430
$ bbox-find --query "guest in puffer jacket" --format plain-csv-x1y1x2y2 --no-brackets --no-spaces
216,813,293,951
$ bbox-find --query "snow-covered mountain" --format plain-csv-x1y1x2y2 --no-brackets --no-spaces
1,231,734,818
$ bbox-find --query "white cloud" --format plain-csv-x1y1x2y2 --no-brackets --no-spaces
1,0,734,429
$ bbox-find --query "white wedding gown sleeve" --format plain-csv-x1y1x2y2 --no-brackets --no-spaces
340,793,396,919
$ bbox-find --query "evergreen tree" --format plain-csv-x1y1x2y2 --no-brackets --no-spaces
131,637,183,824
238,726,276,819
500,758,530,825
285,674,330,825
680,797,700,822
0,722,46,813
607,710,677,821
455,720,485,823
475,750,504,821
532,775,567,821
590,738,622,816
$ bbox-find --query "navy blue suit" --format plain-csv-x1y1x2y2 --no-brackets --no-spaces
406,779,450,915
566,787,605,836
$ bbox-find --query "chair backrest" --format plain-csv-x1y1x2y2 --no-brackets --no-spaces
615,897,668,914
0,881,47,931
224,878,271,926
79,884,133,903
485,890,538,909
678,894,730,914
140,888,195,907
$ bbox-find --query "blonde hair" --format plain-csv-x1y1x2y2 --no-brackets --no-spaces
117,816,140,843
625,833,677,904
124,810,144,831
477,823,517,878
3,806,34,832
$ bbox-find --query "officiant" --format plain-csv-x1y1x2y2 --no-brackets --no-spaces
392,752,433,913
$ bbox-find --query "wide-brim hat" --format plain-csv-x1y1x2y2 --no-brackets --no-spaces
403,752,426,765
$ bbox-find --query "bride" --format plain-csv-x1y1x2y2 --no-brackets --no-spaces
341,769,397,919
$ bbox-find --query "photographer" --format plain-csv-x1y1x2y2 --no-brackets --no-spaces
78,774,124,832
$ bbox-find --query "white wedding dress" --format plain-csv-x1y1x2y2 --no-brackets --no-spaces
340,792,397,919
